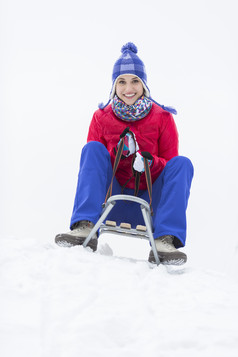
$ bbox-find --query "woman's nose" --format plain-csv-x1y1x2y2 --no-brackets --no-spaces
125,83,133,92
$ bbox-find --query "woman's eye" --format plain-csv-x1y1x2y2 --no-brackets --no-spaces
132,79,139,83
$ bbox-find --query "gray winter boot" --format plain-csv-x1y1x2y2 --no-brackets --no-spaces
55,220,98,251
148,235,187,265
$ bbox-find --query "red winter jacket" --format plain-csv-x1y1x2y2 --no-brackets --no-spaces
87,103,179,190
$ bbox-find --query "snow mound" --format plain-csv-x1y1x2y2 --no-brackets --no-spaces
1,236,238,357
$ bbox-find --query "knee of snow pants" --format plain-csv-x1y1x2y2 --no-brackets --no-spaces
70,141,115,228
151,155,194,247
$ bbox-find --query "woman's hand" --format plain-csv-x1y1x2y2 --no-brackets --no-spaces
133,151,153,172
117,131,139,157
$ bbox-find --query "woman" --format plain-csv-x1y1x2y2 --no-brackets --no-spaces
55,42,194,265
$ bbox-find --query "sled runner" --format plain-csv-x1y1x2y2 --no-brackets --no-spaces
83,194,160,265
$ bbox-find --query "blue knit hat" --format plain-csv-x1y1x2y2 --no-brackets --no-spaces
110,42,150,99
98,42,177,115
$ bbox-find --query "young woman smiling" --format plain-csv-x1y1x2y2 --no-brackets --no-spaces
55,42,194,265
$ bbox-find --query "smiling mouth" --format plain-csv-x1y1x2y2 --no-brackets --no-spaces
124,93,136,98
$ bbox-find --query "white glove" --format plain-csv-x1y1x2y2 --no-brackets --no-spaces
133,151,153,173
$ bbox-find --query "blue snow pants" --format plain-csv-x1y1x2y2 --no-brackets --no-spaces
70,141,194,247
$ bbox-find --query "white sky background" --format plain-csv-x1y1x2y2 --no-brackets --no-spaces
1,0,237,274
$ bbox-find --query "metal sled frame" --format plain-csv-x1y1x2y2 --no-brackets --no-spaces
83,194,160,265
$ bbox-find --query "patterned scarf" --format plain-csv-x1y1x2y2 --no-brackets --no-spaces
111,95,152,122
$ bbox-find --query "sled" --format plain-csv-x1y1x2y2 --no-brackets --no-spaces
83,194,160,265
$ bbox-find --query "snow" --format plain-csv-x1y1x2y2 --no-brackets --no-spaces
1,0,238,356
1,235,238,357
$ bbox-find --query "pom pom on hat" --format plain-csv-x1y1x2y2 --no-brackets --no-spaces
121,42,138,54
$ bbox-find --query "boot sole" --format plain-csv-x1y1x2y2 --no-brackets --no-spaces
55,234,98,252
148,250,187,265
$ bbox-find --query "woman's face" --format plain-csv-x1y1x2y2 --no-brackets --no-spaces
115,75,144,105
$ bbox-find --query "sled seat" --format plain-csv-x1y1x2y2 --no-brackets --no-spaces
106,220,147,232
83,194,160,265
100,220,148,239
